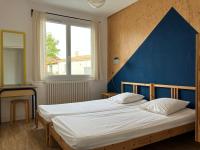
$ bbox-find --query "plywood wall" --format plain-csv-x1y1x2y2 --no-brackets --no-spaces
108,0,200,81
196,34,200,142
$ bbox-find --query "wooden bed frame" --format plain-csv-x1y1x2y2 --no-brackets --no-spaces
48,82,196,150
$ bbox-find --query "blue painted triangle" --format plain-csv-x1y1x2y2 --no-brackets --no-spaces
108,7,197,108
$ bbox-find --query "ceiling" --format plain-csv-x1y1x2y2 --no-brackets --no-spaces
30,0,138,17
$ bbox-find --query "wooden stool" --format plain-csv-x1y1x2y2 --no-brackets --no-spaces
10,99,30,123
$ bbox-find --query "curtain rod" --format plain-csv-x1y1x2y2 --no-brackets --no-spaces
31,9,100,23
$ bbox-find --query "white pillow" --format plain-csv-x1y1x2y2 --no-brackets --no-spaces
109,92,144,104
140,98,189,115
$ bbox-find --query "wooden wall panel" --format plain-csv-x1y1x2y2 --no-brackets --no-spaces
0,31,2,86
108,0,200,81
196,34,200,142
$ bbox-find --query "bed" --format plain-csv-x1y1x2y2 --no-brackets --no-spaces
36,82,151,144
51,107,195,150
48,82,196,150
38,99,147,122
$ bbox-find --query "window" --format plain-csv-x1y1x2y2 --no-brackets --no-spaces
71,26,92,75
45,19,92,78
46,22,67,76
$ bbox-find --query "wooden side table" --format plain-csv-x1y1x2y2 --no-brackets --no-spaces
101,92,117,98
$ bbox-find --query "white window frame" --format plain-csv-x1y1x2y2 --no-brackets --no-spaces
45,14,94,80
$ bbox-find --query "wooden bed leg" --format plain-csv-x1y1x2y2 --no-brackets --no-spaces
48,128,57,147
48,131,54,147
37,113,52,146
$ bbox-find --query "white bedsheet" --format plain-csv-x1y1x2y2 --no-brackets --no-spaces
38,99,147,121
52,107,195,150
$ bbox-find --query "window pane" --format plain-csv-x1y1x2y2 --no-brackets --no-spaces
46,21,66,75
71,26,92,75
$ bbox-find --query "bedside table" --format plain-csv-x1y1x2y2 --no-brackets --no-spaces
101,92,117,98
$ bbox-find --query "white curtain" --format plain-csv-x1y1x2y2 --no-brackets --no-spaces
32,10,46,81
91,22,102,80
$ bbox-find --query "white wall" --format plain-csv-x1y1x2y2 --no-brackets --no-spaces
0,0,107,122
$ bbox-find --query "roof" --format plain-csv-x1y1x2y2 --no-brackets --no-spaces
46,55,91,65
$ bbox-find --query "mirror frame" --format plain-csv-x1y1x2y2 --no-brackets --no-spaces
0,30,26,86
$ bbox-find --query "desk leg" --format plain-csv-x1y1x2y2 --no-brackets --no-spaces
32,95,34,119
35,92,37,111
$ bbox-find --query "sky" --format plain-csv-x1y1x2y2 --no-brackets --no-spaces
46,21,91,59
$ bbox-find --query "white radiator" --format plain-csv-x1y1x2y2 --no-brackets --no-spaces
46,80,90,104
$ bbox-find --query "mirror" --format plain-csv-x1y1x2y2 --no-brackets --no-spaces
1,30,26,85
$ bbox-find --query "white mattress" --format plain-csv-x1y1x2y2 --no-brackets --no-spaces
38,99,147,122
52,107,195,150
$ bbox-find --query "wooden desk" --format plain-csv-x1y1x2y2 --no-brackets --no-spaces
0,85,37,124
